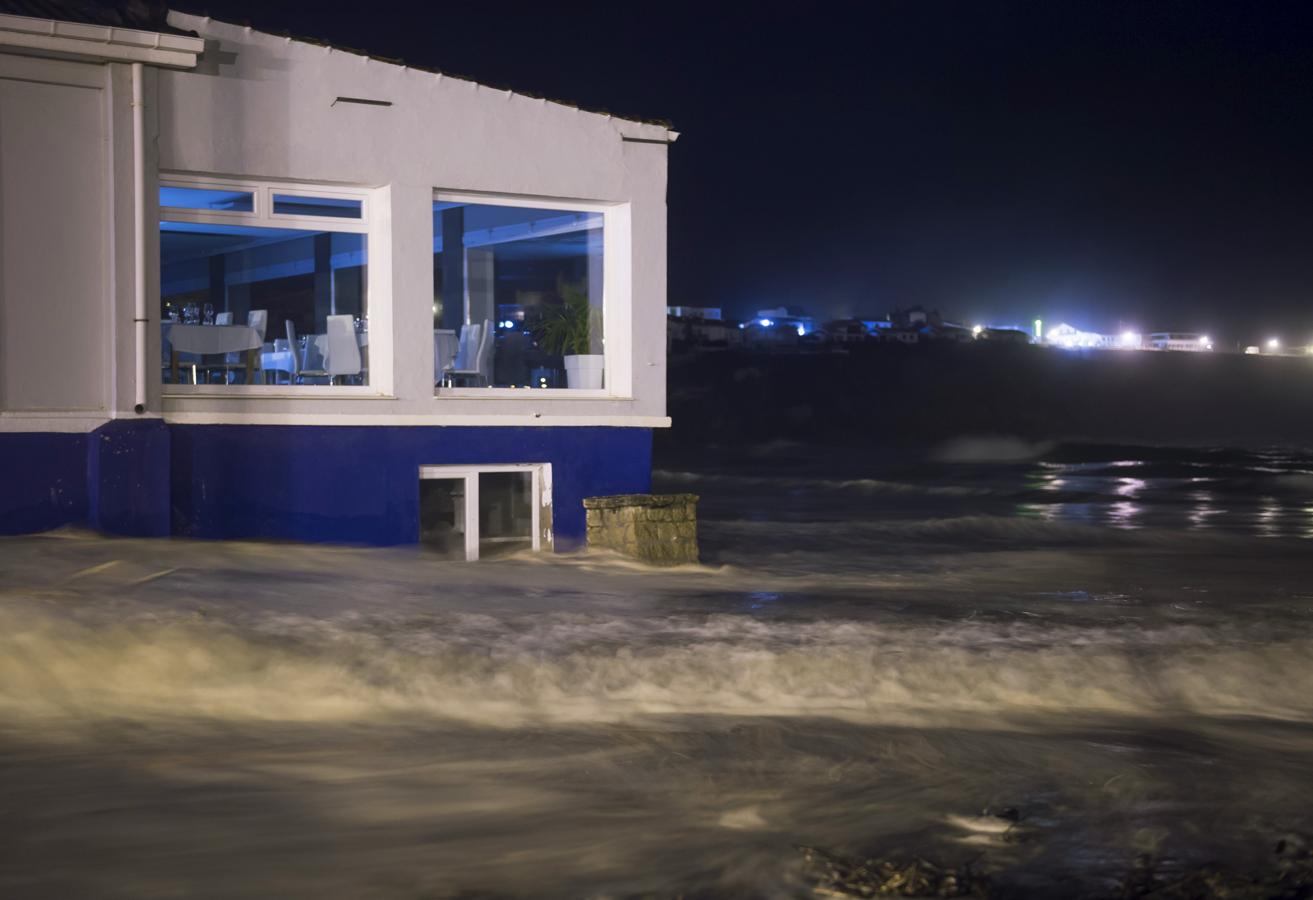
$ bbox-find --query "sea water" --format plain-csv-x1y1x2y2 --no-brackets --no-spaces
1,442,1312,897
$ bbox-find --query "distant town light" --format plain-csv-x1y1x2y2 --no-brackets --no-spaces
1120,331,1141,349
795,324,805,337
1267,338,1280,350
972,324,983,337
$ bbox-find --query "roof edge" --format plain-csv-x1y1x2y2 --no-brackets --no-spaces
166,8,676,133
0,10,203,66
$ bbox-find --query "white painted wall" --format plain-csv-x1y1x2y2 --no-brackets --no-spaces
0,12,671,431
0,55,111,415
154,13,672,426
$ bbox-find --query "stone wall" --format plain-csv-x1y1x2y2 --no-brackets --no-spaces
583,494,699,565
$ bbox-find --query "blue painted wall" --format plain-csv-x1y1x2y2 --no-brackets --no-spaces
0,432,88,534
87,419,171,537
169,425,653,546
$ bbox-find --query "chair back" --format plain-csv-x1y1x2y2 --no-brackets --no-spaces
214,311,233,325
434,330,456,380
474,319,494,380
454,322,482,371
325,314,362,376
284,320,300,375
247,309,268,341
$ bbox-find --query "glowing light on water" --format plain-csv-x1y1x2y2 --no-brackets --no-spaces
1114,477,1147,498
1107,500,1141,529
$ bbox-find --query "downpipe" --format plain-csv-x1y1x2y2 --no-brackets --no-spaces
132,62,147,415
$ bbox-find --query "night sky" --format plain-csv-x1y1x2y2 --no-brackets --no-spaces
176,0,1313,347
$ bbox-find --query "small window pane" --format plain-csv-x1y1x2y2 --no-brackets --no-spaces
273,194,363,219
160,186,254,212
479,471,533,557
420,478,467,558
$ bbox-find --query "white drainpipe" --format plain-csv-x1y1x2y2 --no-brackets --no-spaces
131,62,147,414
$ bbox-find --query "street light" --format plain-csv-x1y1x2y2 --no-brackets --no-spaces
1267,338,1280,351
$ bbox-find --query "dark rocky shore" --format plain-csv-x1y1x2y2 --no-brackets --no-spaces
796,833,1313,898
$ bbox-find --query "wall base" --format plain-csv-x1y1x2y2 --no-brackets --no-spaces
169,425,653,546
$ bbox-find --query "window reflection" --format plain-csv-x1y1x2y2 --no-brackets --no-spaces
160,221,367,385
433,199,604,390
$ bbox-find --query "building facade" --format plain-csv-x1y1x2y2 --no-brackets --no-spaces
0,8,675,556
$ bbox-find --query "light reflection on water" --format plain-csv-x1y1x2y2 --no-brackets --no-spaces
1,442,1313,897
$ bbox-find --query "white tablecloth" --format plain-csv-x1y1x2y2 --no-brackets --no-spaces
166,323,262,355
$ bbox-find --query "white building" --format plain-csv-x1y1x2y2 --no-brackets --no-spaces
666,306,722,320
0,5,676,557
1146,332,1213,352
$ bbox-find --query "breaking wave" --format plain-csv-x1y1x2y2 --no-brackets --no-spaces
4,602,1311,732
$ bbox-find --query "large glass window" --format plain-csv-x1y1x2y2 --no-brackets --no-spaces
433,198,604,391
160,180,370,388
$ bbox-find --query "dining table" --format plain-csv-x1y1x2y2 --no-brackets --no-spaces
165,322,263,383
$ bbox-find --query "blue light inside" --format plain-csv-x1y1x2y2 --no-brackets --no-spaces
159,186,254,212
272,194,362,219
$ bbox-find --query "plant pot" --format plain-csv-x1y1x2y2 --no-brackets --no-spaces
563,354,604,390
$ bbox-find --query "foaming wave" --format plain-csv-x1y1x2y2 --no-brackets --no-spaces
653,469,986,497
2,601,1311,733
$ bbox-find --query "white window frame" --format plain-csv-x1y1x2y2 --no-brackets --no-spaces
431,189,632,401
158,173,390,398
418,463,553,561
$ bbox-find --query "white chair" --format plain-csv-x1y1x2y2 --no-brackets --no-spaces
446,319,494,387
297,325,330,385
247,309,268,341
223,309,268,381
261,320,301,384
325,314,362,384
433,330,458,384
454,322,481,371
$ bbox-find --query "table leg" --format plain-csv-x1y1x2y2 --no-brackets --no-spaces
171,350,180,384
245,348,256,384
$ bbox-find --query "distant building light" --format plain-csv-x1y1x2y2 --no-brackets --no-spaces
1034,318,1043,340
795,324,805,336
972,324,983,337
1267,338,1280,351
1120,331,1141,349
759,318,773,327
1245,346,1260,355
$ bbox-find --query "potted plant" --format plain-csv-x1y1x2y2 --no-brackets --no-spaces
538,279,604,389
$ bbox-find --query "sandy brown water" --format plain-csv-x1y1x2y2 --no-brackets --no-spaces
2,443,1313,897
